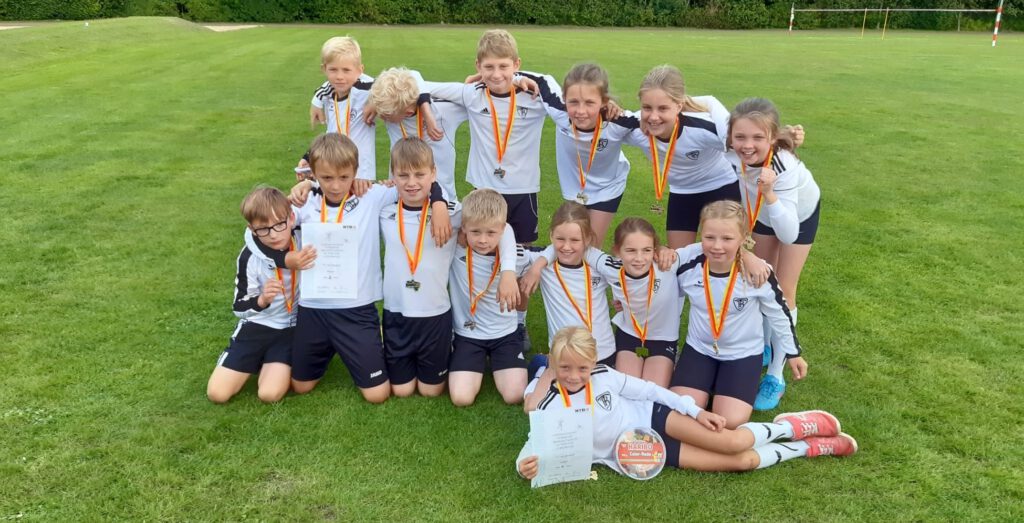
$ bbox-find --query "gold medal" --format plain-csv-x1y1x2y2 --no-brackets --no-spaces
648,118,680,216
576,192,588,204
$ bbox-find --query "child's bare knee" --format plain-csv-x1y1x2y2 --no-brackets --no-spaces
450,391,477,407
500,391,523,405
258,387,287,403
361,386,390,404
207,389,233,404
291,381,316,395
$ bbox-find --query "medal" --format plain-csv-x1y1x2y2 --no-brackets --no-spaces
571,115,602,206
463,320,477,330
619,266,655,354
635,347,649,359
320,193,350,223
397,198,430,292
332,93,351,136
554,261,593,331
399,110,424,139
466,246,500,331
274,238,298,313
485,87,516,182
740,148,775,230
648,118,680,217
703,260,739,356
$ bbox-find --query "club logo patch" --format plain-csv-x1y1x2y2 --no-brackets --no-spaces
733,297,749,311
592,277,602,288
653,278,661,293
344,197,359,212
685,150,700,161
596,138,609,151
596,392,612,411
517,106,528,117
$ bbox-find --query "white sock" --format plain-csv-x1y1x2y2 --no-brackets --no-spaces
762,314,772,348
766,307,797,380
754,441,809,469
741,421,794,447
517,310,527,325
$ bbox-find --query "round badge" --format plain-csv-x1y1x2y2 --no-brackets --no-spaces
615,427,667,480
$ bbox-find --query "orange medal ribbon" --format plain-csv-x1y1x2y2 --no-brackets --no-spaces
320,193,350,223
274,238,297,313
647,118,680,202
399,110,424,139
332,93,351,135
702,260,739,354
484,87,516,165
556,381,593,409
571,114,603,194
618,266,655,347
554,261,593,331
740,148,775,230
467,247,501,318
397,199,430,278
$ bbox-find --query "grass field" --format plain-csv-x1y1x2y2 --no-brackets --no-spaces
2,17,1023,521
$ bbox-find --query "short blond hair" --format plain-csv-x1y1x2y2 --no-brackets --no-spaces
549,326,598,367
390,137,434,173
369,68,420,119
477,29,519,62
462,189,507,227
321,36,362,65
241,185,290,225
308,133,359,175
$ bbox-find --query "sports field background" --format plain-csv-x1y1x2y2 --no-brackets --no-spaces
1,18,1022,521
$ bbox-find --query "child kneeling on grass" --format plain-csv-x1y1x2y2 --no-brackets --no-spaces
516,326,856,478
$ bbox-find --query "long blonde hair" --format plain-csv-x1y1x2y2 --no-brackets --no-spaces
700,200,752,267
550,201,598,248
639,65,707,113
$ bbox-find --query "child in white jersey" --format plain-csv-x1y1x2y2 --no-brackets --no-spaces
517,327,857,479
726,98,822,411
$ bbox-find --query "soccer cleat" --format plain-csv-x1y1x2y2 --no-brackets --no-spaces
528,354,548,380
762,344,772,367
753,375,786,411
805,433,858,458
774,410,841,440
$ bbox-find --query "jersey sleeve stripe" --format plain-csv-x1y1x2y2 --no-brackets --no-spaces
233,247,263,313
767,272,801,356
676,253,706,276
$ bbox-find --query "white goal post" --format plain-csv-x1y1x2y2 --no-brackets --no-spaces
787,0,1005,47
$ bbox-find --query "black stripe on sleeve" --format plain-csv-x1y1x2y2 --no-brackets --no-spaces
537,388,559,410
766,272,801,356
591,364,609,375
519,72,565,111
233,247,265,313
771,151,786,173
417,92,431,106
681,114,718,137
613,113,640,129
676,253,706,276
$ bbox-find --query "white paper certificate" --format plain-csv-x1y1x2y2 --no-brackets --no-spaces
528,407,593,488
299,222,359,300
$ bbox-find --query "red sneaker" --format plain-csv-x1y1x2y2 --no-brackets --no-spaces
774,410,841,439
805,433,858,457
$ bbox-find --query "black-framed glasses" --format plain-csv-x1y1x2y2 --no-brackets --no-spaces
252,219,288,237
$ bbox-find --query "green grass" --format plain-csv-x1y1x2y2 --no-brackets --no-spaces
2,17,1023,521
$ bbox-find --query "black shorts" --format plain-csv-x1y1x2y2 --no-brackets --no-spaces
753,201,821,245
614,327,678,361
597,353,616,367
449,330,527,374
501,193,539,244
383,309,453,386
650,403,682,469
291,304,388,388
585,192,623,214
666,181,742,233
218,322,292,374
670,344,761,405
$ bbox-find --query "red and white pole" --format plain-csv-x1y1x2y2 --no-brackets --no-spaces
992,0,1004,47
789,3,795,34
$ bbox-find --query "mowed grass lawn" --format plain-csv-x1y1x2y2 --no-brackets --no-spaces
2,17,1023,521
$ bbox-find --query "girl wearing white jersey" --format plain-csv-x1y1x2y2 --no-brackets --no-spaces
671,200,808,428
517,327,857,479
726,98,821,411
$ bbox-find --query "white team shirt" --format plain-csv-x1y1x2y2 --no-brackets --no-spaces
426,72,554,194
449,237,533,339
532,76,632,205
233,229,298,330
727,148,821,244
676,248,801,360
524,249,616,362
311,76,377,181
623,95,737,194
383,100,468,203
516,365,702,476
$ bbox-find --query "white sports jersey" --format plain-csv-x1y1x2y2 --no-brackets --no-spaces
676,249,800,360
426,71,554,194
233,230,298,330
532,76,631,205
311,76,377,181
450,236,533,339
516,365,701,476
524,249,616,362
727,148,821,244
623,95,736,194
383,91,468,203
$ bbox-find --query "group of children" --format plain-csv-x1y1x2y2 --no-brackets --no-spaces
207,28,851,478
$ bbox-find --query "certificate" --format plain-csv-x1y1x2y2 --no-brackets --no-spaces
299,222,359,300
528,407,593,488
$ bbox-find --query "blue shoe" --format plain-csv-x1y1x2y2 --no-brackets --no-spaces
528,354,548,380
761,344,772,367
753,375,786,411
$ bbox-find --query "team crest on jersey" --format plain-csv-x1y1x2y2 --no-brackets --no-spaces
685,150,700,161
653,278,661,293
733,297,749,311
596,138,608,152
596,392,612,411
517,107,528,117
591,277,602,288
344,197,360,213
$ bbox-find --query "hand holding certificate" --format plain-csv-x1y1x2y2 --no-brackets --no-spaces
527,407,593,488
299,222,359,300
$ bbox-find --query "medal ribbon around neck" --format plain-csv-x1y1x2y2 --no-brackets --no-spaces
332,93,352,136
702,259,740,349
320,193,350,223
399,110,424,139
467,247,501,319
740,148,775,230
571,114,603,194
484,87,516,165
647,118,680,202
618,266,655,347
274,238,298,313
556,381,593,409
554,261,593,331
397,199,430,278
